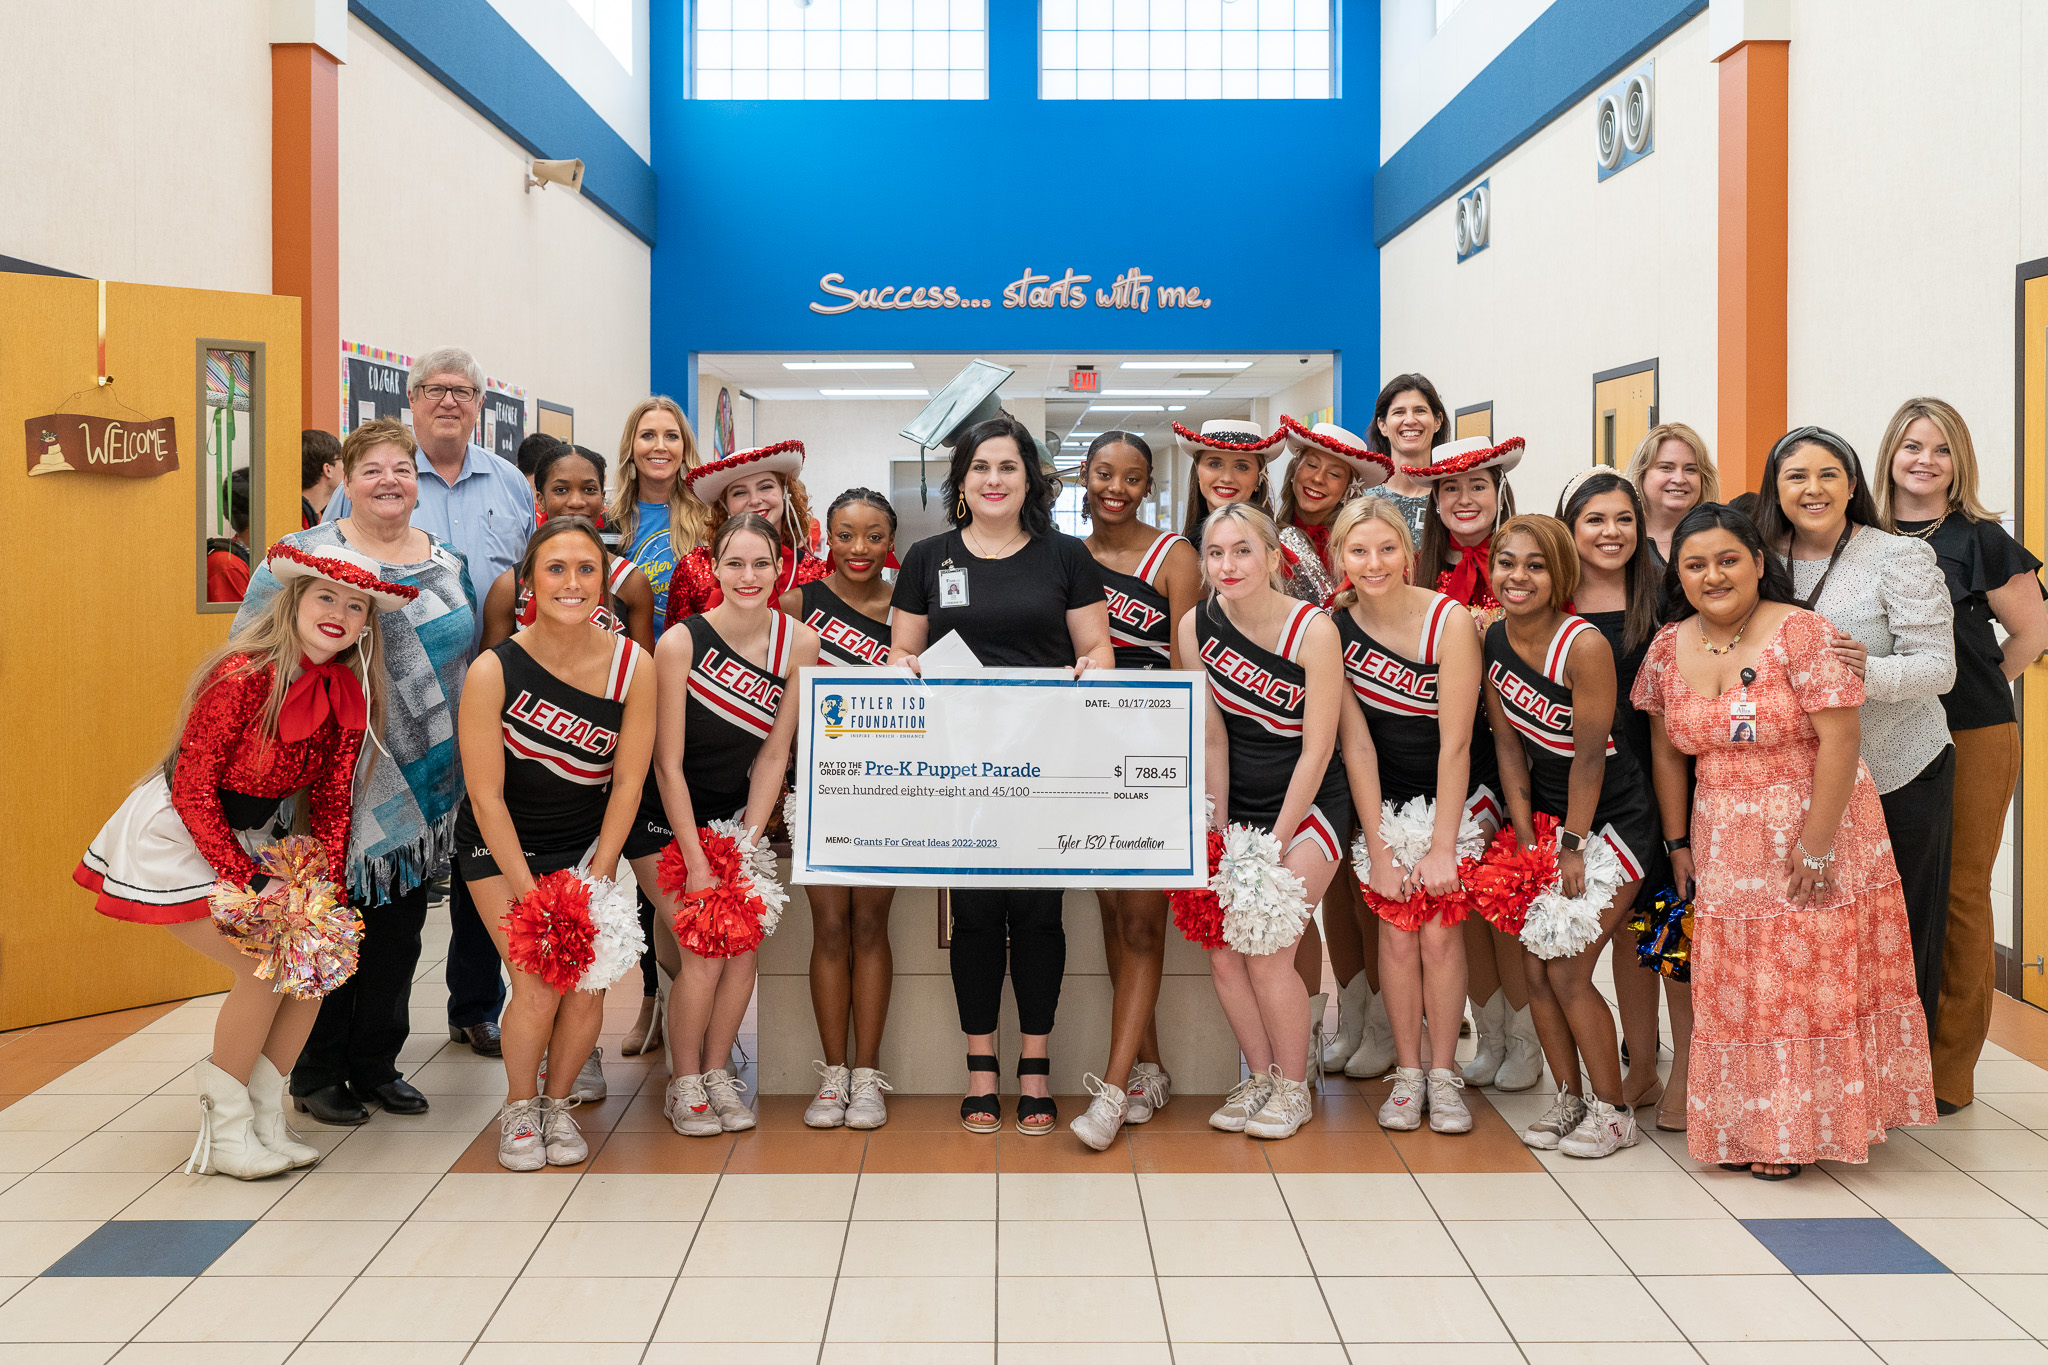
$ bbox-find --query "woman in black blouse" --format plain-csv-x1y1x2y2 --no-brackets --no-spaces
1876,397,2048,1112
890,413,1115,1135
1557,469,1690,1132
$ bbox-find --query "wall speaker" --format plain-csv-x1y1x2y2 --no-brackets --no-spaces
1455,180,1490,263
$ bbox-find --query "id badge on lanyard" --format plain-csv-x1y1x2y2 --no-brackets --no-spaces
1729,667,1757,743
938,567,969,609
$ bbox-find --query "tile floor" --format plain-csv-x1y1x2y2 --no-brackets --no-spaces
4,905,2048,1362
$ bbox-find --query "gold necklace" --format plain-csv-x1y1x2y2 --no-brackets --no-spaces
1698,603,1760,656
965,523,1025,560
1900,509,1948,540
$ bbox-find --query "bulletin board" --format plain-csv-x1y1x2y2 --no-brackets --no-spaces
483,380,527,461
340,340,411,434
0,273,302,1028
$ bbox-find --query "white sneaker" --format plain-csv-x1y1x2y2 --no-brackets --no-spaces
1426,1069,1473,1134
1378,1066,1426,1131
1124,1062,1172,1125
497,1097,547,1171
1345,986,1397,1079
666,1074,722,1137
535,1047,608,1102
541,1095,587,1165
804,1062,850,1129
1559,1098,1640,1159
1494,1004,1545,1092
1245,1069,1313,1139
703,1069,756,1132
1523,1088,1588,1150
1070,1074,1129,1151
845,1068,892,1130
1461,991,1508,1087
1210,1073,1275,1132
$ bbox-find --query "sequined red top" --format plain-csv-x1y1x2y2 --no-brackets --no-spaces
662,543,831,631
171,657,363,888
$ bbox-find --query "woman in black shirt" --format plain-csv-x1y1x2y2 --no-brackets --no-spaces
1877,397,2048,1112
890,414,1114,1135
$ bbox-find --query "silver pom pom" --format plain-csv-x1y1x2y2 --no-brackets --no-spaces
1352,796,1489,879
574,873,648,993
1518,834,1627,960
1216,822,1310,956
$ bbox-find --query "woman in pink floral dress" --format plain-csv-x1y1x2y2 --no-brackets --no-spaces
1632,504,1934,1178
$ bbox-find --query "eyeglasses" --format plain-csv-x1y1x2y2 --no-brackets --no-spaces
414,383,480,405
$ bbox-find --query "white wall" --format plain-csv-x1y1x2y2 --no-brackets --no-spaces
339,18,651,457
0,0,273,291
1381,0,1555,163
485,0,650,158
1379,11,1718,515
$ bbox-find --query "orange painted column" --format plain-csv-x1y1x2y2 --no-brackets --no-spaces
1715,39,1788,496
272,43,340,434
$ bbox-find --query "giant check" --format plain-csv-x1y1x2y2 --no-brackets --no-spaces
792,668,1208,889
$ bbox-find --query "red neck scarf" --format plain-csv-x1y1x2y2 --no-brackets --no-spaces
279,656,367,742
1438,536,1494,609
1290,518,1333,563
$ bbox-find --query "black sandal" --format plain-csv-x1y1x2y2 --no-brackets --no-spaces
960,1055,1001,1134
1752,1163,1802,1181
1015,1057,1057,1135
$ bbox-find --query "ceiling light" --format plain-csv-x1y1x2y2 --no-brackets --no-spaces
1069,431,1104,437
784,361,916,371
1101,388,1211,397
1120,360,1251,370
820,387,929,397
1167,405,1187,411
1088,404,1164,412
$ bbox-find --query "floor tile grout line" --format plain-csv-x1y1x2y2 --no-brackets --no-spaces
635,1064,743,1365
1266,1140,1356,1363
809,1130,869,1363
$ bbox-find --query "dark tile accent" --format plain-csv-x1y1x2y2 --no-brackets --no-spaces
1741,1217,1948,1275
42,1219,257,1277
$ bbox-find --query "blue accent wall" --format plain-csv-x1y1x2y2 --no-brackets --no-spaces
651,0,1381,425
348,0,658,243
1372,0,1706,247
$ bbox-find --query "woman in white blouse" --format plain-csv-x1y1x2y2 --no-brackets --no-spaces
1755,426,1956,1028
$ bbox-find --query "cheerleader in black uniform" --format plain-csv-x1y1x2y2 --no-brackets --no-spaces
1482,514,1659,1160
1557,469,1692,1133
781,488,898,1131
1178,503,1353,1141
1412,436,1545,1093
636,513,819,1136
481,443,658,651
1327,498,1483,1135
456,517,656,1171
1069,432,1202,1150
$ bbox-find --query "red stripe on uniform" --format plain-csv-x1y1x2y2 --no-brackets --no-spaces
504,725,613,783
687,674,775,738
1211,684,1304,735
1421,594,1454,665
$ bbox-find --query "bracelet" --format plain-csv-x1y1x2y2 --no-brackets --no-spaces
1796,838,1835,874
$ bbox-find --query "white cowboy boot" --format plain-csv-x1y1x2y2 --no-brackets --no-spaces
1494,1003,1545,1092
1344,984,1397,1078
245,1055,320,1168
1321,971,1370,1071
1461,991,1508,1087
1307,992,1329,1077
187,1060,293,1180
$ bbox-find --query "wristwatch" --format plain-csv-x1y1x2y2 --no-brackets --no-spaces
1662,836,1690,854
1556,829,1586,852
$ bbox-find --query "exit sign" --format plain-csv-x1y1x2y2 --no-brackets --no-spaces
1070,369,1099,392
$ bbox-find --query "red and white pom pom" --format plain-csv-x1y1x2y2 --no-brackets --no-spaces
1217,823,1310,957
658,819,787,960
575,873,648,993
1352,796,1490,930
501,869,599,994
1519,819,1627,961
209,836,362,1000
1462,824,1555,936
1169,829,1228,949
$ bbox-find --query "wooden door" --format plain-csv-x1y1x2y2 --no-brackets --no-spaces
2018,264,2048,1004
1593,361,1658,467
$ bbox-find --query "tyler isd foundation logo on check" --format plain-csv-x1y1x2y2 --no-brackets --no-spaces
818,691,929,739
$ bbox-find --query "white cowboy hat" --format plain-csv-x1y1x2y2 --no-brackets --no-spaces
1278,417,1394,491
1412,435,1525,480
687,439,806,506
266,541,419,613
1172,418,1285,462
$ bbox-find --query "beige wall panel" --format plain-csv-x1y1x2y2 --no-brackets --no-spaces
1378,14,1717,514
0,0,273,292
1,275,301,1027
337,18,651,454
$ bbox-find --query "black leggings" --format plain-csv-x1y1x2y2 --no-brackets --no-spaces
1879,744,1956,1030
950,888,1066,1036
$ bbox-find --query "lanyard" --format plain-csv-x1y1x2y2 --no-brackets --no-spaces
1791,524,1855,610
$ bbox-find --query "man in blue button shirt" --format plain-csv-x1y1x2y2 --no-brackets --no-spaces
327,345,534,1062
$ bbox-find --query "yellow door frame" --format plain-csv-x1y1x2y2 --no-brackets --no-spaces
2015,258,2048,1004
